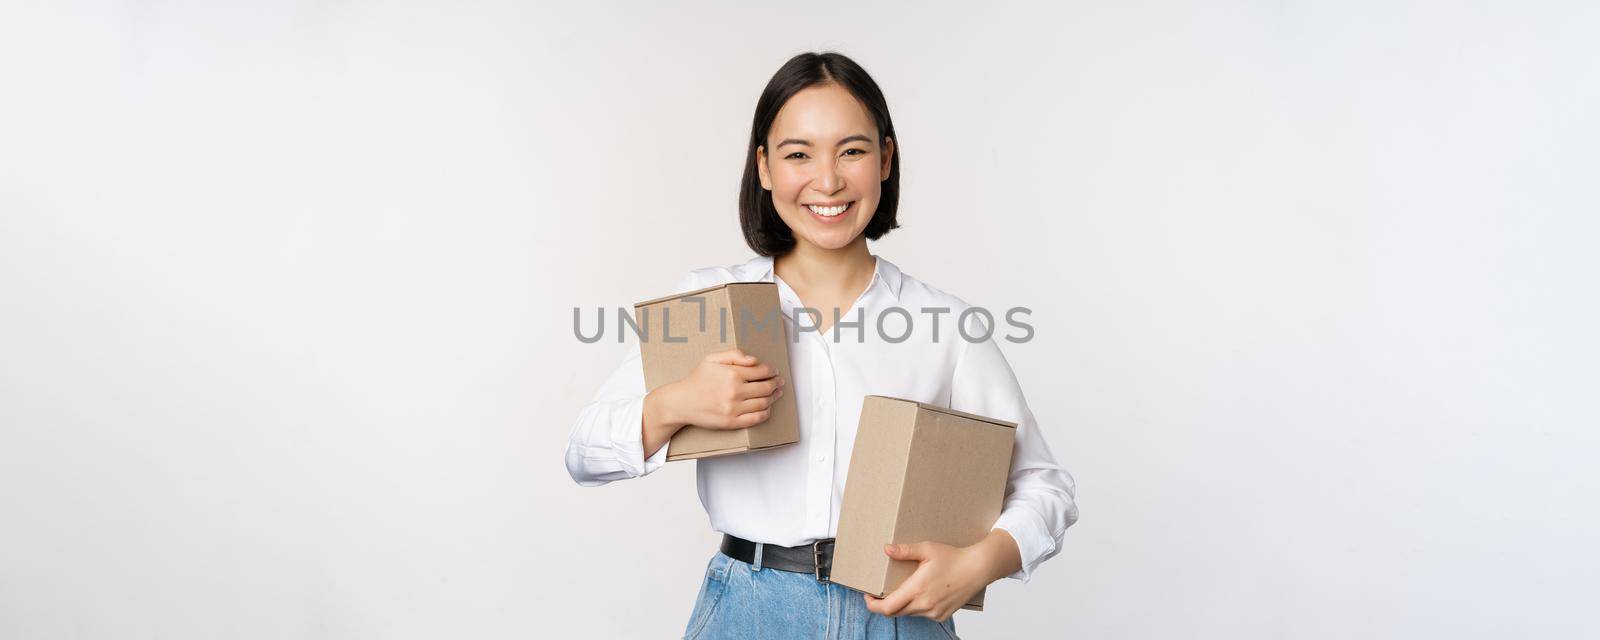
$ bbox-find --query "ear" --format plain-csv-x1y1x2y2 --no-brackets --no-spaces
756,145,772,191
879,136,895,181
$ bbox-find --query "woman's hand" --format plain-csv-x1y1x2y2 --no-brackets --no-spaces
862,530,1023,622
642,348,784,456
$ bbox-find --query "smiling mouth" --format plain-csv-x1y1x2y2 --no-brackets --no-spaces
806,201,854,217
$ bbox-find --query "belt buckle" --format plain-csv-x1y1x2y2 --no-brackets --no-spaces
813,539,835,584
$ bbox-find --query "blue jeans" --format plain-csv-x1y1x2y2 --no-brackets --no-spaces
682,551,960,640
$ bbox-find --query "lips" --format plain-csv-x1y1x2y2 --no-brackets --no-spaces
806,201,854,218
807,202,850,216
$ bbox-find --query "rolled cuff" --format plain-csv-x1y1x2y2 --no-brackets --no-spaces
644,425,671,469
992,503,1058,583
607,395,652,477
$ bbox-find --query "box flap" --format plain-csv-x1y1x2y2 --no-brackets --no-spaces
862,394,1017,429
665,441,790,462
633,281,774,308
632,281,736,308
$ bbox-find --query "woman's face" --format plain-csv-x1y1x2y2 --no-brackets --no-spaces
757,83,895,252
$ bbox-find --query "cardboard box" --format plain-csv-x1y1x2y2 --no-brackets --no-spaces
633,282,799,461
829,395,1017,611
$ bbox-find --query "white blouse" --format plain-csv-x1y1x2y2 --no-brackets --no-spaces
564,254,1078,582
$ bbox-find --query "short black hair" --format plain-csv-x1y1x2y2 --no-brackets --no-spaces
739,52,901,257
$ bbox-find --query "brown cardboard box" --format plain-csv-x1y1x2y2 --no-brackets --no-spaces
829,395,1017,611
633,282,799,461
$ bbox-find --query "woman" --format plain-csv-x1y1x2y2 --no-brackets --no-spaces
565,51,1078,639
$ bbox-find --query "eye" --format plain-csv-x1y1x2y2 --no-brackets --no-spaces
785,152,808,160
843,148,866,156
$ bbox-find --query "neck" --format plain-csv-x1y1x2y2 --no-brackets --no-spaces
774,236,875,293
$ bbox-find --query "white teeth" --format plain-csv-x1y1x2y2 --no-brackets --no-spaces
807,203,850,216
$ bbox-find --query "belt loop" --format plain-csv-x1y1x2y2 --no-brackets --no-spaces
752,542,765,571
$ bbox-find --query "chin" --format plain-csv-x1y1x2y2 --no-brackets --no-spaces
799,231,863,251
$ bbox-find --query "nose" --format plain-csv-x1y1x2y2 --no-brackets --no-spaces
814,157,844,195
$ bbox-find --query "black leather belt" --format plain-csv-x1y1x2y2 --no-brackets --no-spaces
720,534,836,583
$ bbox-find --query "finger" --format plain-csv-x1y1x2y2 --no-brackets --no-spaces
707,349,755,366
736,378,781,399
884,542,929,561
901,599,935,619
871,584,916,617
729,408,772,429
863,593,894,617
734,389,780,414
732,362,777,382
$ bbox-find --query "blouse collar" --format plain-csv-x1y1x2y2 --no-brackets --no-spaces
735,254,904,303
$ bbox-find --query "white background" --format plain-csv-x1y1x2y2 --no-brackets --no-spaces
2,1,1596,638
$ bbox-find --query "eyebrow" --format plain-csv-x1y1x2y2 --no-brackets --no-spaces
776,134,873,149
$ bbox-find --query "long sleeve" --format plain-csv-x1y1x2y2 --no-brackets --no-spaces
949,314,1080,583
563,271,700,486
563,340,672,486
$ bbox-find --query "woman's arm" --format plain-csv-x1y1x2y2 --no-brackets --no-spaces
864,529,1024,621
564,340,673,486
564,270,702,485
565,343,787,485
947,313,1075,579
949,315,1079,583
865,311,1079,620
564,270,787,485
640,387,683,460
